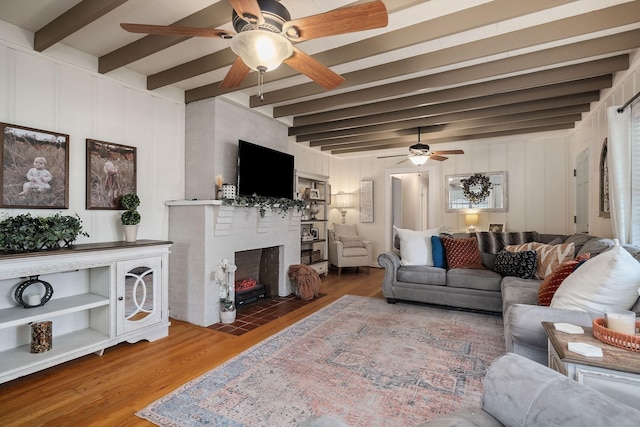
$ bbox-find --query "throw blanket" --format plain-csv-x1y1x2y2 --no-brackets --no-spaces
476,231,540,254
288,264,320,300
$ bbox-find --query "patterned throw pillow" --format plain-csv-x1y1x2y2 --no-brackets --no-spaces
531,242,575,279
505,242,537,252
441,237,485,270
494,250,537,279
537,253,590,306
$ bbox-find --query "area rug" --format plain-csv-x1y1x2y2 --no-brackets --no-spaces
138,295,505,427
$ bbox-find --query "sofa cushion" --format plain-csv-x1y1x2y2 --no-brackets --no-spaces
394,226,441,266
494,250,537,279
396,265,447,286
577,237,614,257
333,223,358,237
537,253,590,306
532,242,575,279
564,233,595,255
551,242,640,313
447,268,502,292
501,276,540,314
442,237,485,270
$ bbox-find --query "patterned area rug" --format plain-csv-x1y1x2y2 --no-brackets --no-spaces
138,295,505,427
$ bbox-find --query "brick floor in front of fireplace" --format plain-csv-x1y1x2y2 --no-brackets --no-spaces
208,294,324,336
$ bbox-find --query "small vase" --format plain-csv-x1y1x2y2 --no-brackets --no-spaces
220,309,236,324
123,224,138,242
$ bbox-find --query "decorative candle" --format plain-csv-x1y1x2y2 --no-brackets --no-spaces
605,309,636,335
26,294,41,306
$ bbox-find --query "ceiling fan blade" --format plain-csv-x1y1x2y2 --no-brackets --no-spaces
219,57,251,89
431,149,465,155
396,158,409,165
120,23,231,38
282,0,388,42
229,0,265,25
283,47,345,89
429,155,449,161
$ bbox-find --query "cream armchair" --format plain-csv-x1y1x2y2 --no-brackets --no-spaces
328,224,371,275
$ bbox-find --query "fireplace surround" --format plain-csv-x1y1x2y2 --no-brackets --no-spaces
166,200,301,326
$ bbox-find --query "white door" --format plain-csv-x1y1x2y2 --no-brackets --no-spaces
576,149,589,233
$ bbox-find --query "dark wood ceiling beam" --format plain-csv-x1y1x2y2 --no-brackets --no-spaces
290,77,607,137
309,95,596,147
183,0,576,102
326,116,580,152
254,1,640,108
299,99,591,142
330,124,575,155
34,0,128,52
276,30,638,118
98,1,233,74
290,55,626,126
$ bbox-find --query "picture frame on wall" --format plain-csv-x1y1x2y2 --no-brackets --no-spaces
86,139,137,210
488,223,505,232
1,122,69,209
360,180,374,223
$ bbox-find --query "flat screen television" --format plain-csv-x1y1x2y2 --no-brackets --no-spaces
237,140,294,199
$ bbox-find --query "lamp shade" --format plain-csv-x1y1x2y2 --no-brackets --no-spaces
230,30,293,71
335,192,353,209
465,213,479,226
409,155,429,166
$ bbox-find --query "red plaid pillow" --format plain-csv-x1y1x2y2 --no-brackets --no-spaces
441,237,485,270
538,253,590,306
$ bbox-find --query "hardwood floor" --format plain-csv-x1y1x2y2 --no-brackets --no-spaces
0,268,384,427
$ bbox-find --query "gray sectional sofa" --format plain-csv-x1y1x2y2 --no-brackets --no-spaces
379,231,640,365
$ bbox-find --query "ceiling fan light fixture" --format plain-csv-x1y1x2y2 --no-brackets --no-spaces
230,30,293,72
409,155,429,166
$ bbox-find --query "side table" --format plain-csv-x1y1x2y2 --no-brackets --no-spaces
543,321,640,410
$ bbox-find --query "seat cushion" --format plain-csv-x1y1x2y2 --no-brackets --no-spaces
396,265,447,286
447,268,502,292
342,247,368,257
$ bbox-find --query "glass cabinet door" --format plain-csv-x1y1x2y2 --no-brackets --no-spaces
116,257,162,335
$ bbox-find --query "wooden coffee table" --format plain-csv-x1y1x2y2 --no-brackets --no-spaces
543,321,640,410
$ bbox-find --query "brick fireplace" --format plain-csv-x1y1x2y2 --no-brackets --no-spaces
166,200,301,326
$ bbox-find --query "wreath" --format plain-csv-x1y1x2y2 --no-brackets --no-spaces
461,173,492,204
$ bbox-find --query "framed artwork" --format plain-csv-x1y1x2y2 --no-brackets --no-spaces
360,180,374,223
488,223,505,232
599,138,610,218
1,122,69,209
310,227,319,240
86,139,137,209
309,189,321,199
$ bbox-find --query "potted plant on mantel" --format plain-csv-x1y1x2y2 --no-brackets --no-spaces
120,193,141,242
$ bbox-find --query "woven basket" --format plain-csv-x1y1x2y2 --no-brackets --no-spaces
592,318,640,352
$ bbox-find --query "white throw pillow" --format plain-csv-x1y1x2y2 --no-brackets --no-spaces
551,241,640,313
394,226,441,266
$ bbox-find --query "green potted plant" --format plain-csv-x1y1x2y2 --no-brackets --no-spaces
120,193,141,242
0,213,88,252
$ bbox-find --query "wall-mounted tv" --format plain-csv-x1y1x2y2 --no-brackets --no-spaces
237,140,294,199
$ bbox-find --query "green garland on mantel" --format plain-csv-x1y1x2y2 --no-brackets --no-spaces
461,173,493,204
222,195,306,218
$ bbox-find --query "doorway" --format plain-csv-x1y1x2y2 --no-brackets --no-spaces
387,169,430,250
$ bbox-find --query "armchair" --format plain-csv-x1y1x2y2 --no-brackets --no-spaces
328,224,371,275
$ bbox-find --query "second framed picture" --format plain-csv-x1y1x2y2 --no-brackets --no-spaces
86,139,136,209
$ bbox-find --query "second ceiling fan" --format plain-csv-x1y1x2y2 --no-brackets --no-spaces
121,0,388,94
377,128,465,165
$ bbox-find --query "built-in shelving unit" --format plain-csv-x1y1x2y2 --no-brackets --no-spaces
295,171,329,276
0,240,171,384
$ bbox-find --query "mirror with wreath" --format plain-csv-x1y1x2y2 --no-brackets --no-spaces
445,171,508,212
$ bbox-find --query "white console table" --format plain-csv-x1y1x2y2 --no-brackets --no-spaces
0,240,172,384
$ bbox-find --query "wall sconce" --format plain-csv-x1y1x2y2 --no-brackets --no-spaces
335,191,353,224
465,213,479,233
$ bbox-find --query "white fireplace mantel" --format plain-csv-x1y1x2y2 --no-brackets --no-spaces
166,200,301,326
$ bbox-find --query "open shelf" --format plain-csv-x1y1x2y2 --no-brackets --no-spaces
0,294,110,330
0,328,110,382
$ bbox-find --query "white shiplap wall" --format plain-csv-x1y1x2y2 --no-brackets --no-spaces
0,28,185,243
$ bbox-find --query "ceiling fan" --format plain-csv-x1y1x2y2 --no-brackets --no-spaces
377,128,465,165
120,0,388,97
